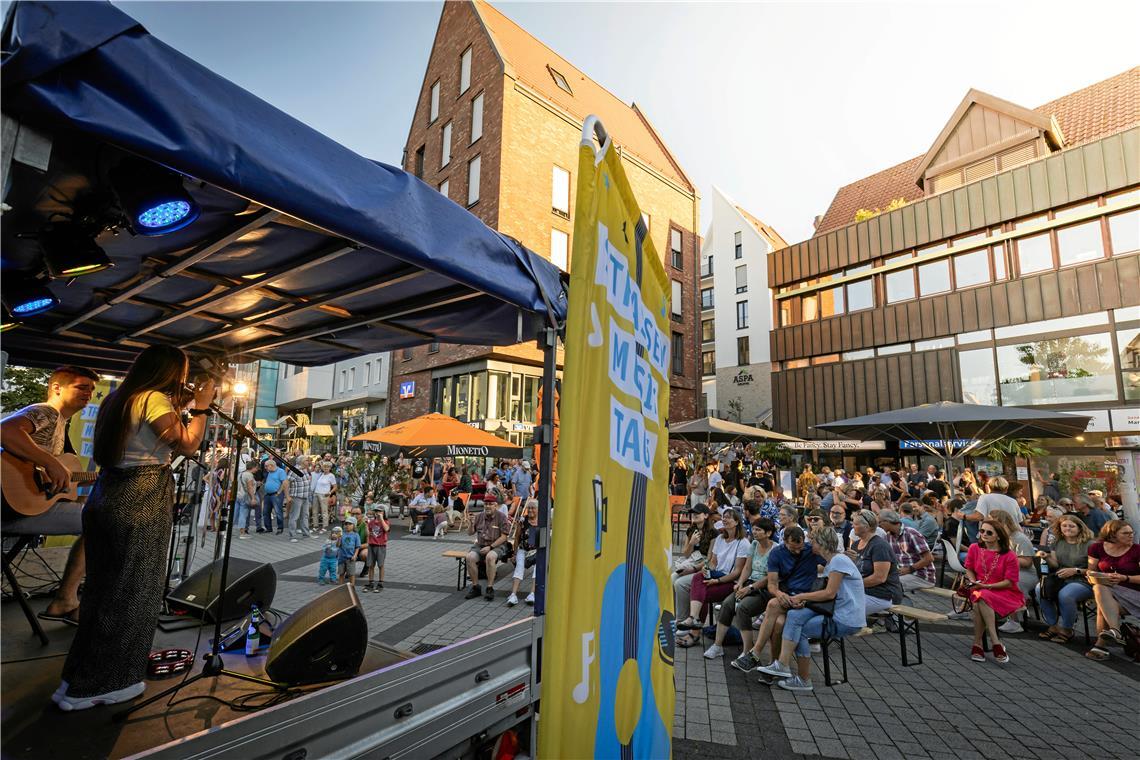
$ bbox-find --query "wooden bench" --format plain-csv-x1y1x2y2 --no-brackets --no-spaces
888,604,948,667
443,549,469,590
918,586,956,599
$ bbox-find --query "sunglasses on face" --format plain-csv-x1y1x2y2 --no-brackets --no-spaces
978,529,996,536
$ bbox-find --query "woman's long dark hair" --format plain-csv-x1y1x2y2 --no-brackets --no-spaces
93,345,188,467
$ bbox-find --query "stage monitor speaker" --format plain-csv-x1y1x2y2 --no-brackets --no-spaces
265,584,368,685
166,557,276,623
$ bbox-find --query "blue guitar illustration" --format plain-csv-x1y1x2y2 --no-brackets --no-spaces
595,215,670,759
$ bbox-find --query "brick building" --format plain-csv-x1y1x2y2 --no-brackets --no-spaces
389,0,701,446
767,68,1139,484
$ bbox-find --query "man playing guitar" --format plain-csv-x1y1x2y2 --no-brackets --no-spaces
1,365,99,626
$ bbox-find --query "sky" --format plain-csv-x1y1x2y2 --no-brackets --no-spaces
98,0,1139,244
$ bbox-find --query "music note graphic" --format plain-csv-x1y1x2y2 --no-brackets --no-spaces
572,631,595,704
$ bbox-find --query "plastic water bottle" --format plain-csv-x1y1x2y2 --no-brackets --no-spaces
245,605,261,656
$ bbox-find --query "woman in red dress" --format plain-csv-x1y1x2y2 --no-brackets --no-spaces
964,517,1023,665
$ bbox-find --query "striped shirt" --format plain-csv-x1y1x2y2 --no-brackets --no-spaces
886,525,935,584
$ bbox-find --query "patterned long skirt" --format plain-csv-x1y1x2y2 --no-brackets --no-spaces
62,465,173,697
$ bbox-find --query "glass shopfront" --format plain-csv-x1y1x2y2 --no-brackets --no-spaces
430,368,543,449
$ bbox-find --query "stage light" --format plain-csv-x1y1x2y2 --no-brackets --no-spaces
2,274,59,316
113,158,200,236
232,381,250,397
40,223,113,278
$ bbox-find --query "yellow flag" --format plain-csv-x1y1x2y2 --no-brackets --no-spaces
539,120,674,759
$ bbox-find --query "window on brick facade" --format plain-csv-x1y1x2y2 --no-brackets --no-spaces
736,300,749,330
414,145,425,179
428,341,440,354
737,336,750,366
471,93,484,143
441,122,452,168
438,179,449,198
735,265,747,294
429,80,440,123
460,47,472,94
734,231,743,259
671,280,683,318
549,66,573,94
702,350,715,376
671,228,683,269
672,332,684,376
402,348,413,361
467,155,481,206
551,229,569,271
552,165,570,217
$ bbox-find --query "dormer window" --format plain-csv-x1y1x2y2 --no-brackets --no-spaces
548,66,573,94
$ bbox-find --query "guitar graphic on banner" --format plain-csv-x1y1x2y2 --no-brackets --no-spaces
595,216,669,759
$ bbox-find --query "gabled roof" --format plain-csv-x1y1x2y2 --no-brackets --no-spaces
471,0,693,192
910,87,1064,189
735,205,789,251
813,67,1140,237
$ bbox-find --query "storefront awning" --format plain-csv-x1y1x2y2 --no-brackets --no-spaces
305,424,335,437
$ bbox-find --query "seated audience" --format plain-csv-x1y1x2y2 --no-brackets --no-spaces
987,510,1037,634
755,527,865,693
676,509,750,646
847,510,903,619
773,505,800,544
1085,520,1140,661
1034,514,1094,644
828,503,852,552
703,518,776,659
963,517,1022,664
878,509,935,591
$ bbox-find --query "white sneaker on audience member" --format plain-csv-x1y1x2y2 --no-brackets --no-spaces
757,660,792,679
507,593,519,606
525,592,535,605
702,644,724,659
998,620,1023,634
777,675,814,693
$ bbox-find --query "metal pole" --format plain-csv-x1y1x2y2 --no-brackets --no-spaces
534,325,558,617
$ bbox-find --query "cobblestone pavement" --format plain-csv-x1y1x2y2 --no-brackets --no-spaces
202,526,1140,760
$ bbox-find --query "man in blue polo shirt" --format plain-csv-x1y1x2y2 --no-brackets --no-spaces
732,526,825,673
261,458,289,535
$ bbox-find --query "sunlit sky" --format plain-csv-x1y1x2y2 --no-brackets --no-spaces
100,0,1139,243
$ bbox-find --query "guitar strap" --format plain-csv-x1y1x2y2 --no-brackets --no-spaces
63,418,77,456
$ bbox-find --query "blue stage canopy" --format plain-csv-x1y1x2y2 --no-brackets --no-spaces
1,1,567,374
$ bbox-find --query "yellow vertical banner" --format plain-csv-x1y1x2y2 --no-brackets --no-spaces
539,119,674,759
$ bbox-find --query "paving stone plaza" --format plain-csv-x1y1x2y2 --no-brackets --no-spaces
201,521,1140,760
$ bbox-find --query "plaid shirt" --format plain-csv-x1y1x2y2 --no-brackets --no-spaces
287,469,313,501
886,525,935,583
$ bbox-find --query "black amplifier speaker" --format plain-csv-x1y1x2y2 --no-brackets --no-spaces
166,557,277,623
265,584,368,684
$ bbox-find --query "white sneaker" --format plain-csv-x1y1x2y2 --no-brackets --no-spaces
57,681,146,711
998,620,1023,634
238,534,250,540
290,538,299,543
507,593,519,606
702,644,724,659
51,680,69,704
777,675,814,693
757,660,793,679
525,592,535,605
809,642,822,654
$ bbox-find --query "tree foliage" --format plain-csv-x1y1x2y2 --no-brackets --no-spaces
854,197,908,223
0,366,52,414
972,438,1049,462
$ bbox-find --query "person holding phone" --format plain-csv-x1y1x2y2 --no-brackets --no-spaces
1034,514,1093,644
1085,520,1140,661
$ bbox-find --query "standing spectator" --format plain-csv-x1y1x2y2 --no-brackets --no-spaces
1085,520,1140,661
338,517,362,586
963,518,1022,664
311,460,338,533
688,463,708,508
286,456,312,541
707,461,724,493
235,460,258,539
318,527,341,584
512,460,534,502
846,510,903,619
756,527,866,693
261,459,288,535
363,506,389,592
1034,514,1093,643
671,457,689,497
796,465,818,505
1044,473,1062,502
970,476,1022,527
878,509,935,591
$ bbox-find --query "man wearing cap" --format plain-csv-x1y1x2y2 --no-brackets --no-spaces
878,510,935,591
338,515,362,587
465,494,511,601
1075,493,1109,534
512,460,533,503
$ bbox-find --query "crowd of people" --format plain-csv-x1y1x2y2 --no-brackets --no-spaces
668,448,1139,693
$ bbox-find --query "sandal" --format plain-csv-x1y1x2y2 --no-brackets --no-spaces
37,609,80,627
1038,625,1059,640
1103,628,1125,646
676,633,700,648
1085,646,1110,661
676,618,701,631
1048,629,1074,644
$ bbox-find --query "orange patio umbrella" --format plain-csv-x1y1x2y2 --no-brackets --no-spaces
346,412,523,458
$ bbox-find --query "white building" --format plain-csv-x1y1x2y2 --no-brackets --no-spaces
275,353,390,449
700,186,787,425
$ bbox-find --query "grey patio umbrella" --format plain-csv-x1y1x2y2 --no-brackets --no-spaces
814,401,1091,493
670,417,803,445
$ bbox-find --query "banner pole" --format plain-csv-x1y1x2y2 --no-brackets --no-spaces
534,324,557,617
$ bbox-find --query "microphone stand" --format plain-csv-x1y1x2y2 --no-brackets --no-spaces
115,404,301,721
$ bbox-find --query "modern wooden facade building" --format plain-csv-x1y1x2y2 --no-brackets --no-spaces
768,69,1139,474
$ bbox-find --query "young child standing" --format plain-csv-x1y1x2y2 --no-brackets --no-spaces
339,516,362,586
318,527,341,584
364,506,390,592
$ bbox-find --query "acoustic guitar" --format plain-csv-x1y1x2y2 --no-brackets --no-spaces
0,451,98,516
